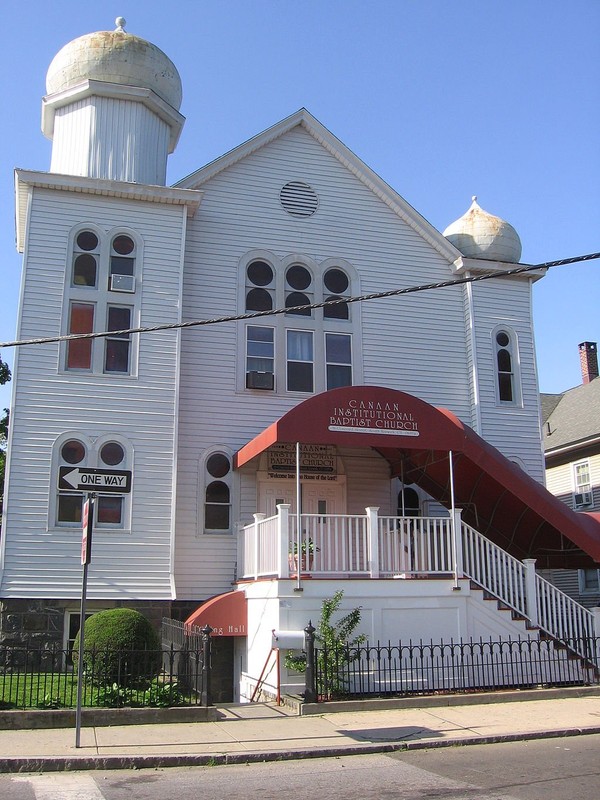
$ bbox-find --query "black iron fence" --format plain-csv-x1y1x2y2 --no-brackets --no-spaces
0,620,213,710
307,635,600,701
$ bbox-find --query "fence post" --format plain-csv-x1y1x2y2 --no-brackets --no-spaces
200,625,213,707
253,513,266,580
304,621,317,704
523,559,539,628
366,507,380,578
278,504,291,579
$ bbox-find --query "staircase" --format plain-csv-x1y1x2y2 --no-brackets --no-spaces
462,522,598,667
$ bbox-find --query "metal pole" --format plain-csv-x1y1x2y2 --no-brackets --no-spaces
75,492,94,748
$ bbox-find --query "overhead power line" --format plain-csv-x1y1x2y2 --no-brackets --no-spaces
0,252,598,351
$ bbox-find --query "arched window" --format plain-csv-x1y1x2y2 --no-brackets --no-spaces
494,328,519,404
285,265,313,316
204,451,233,533
397,487,420,517
245,260,274,312
323,267,349,320
65,227,139,376
55,434,131,528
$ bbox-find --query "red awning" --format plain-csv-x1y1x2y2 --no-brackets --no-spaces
234,386,600,568
185,590,247,637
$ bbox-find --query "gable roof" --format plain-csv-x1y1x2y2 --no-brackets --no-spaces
175,108,463,264
543,376,600,459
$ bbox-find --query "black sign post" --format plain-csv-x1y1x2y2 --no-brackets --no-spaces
75,493,95,749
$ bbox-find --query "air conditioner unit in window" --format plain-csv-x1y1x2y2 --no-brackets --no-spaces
246,371,274,390
110,274,135,292
574,491,593,507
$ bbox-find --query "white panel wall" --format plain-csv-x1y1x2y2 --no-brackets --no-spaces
0,188,186,599
51,98,171,184
174,126,474,599
470,276,544,481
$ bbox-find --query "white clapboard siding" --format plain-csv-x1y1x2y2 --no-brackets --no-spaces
469,276,544,482
172,126,474,599
0,188,187,600
51,97,171,185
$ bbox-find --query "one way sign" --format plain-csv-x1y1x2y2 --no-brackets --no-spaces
59,467,132,494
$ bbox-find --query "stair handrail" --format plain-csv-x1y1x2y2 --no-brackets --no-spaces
461,522,596,659
461,522,528,618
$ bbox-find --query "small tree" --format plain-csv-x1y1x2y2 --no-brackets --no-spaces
284,590,366,698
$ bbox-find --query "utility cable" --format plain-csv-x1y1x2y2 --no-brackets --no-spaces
0,252,598,350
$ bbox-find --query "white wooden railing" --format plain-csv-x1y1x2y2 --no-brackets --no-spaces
461,522,596,656
239,505,598,652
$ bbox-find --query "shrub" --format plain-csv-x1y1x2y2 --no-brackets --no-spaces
73,608,161,687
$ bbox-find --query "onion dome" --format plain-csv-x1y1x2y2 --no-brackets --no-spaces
443,197,522,263
46,17,182,110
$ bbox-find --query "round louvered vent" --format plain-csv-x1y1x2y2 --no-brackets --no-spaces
279,181,319,217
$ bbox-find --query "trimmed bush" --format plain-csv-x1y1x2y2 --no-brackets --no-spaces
73,608,161,687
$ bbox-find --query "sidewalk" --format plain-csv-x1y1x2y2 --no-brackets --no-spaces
1,688,600,773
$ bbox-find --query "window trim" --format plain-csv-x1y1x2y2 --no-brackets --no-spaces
492,325,522,407
50,431,133,532
573,459,592,508
578,568,600,594
200,448,234,535
61,225,142,378
237,252,362,395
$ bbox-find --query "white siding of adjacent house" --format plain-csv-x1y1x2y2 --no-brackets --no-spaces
546,453,600,511
173,126,476,599
0,188,186,600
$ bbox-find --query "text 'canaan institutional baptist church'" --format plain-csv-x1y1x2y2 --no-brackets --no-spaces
2,19,599,701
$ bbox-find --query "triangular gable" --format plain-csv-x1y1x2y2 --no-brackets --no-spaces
175,108,462,265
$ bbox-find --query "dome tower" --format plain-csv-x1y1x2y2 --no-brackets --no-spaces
443,197,522,263
42,18,184,185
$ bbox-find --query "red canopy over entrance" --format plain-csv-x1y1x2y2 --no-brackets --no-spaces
235,386,600,568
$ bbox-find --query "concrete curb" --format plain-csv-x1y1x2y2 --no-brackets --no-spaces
0,705,220,731
300,685,600,715
1,725,599,773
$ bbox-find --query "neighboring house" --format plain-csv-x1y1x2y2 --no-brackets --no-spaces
543,342,600,608
1,21,599,700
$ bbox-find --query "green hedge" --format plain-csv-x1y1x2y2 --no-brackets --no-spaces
73,608,161,686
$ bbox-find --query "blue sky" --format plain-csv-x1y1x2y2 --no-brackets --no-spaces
1,0,598,412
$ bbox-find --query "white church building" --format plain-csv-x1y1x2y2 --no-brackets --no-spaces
2,20,599,701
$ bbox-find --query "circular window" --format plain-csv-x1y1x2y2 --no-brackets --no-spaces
246,288,273,312
76,231,98,252
207,453,230,479
324,268,349,294
247,261,273,287
496,331,510,347
112,235,135,255
61,440,85,464
286,265,311,290
279,181,319,217
100,442,125,466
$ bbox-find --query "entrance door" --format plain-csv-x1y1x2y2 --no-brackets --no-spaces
259,480,345,517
